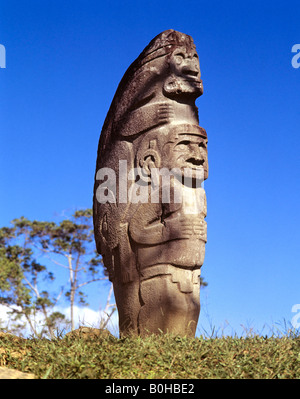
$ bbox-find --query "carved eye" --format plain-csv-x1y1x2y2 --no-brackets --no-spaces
193,53,199,59
174,53,184,64
177,140,190,148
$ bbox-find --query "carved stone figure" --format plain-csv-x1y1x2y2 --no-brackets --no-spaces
93,30,208,337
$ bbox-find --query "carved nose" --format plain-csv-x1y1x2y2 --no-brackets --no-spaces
182,59,199,76
187,145,204,165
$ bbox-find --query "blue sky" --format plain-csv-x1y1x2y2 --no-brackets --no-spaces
1,0,300,336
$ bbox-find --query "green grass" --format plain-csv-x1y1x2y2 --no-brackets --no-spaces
1,331,300,379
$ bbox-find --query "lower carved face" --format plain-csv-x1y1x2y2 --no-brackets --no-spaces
162,133,208,179
164,46,203,96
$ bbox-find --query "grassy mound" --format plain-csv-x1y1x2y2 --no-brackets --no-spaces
1,330,300,379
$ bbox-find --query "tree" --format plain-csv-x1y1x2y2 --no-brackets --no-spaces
0,225,63,338
0,209,112,337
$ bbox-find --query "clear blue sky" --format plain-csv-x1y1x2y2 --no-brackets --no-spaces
1,0,299,336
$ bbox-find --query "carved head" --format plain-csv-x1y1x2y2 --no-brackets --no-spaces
138,29,203,98
135,123,208,182
161,126,208,179
164,46,203,97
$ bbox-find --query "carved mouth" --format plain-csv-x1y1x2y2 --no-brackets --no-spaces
186,158,204,167
184,77,201,84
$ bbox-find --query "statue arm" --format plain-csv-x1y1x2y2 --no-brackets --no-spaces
129,203,198,245
129,204,166,245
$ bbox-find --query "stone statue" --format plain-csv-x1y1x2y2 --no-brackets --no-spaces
93,29,208,337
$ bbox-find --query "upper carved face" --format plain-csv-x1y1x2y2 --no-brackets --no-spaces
164,46,203,97
161,133,208,179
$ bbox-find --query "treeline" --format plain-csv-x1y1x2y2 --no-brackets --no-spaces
0,209,113,338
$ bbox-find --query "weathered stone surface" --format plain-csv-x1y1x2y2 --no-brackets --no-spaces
93,30,208,337
0,366,35,379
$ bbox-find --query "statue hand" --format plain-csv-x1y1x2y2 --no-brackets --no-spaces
164,216,206,240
